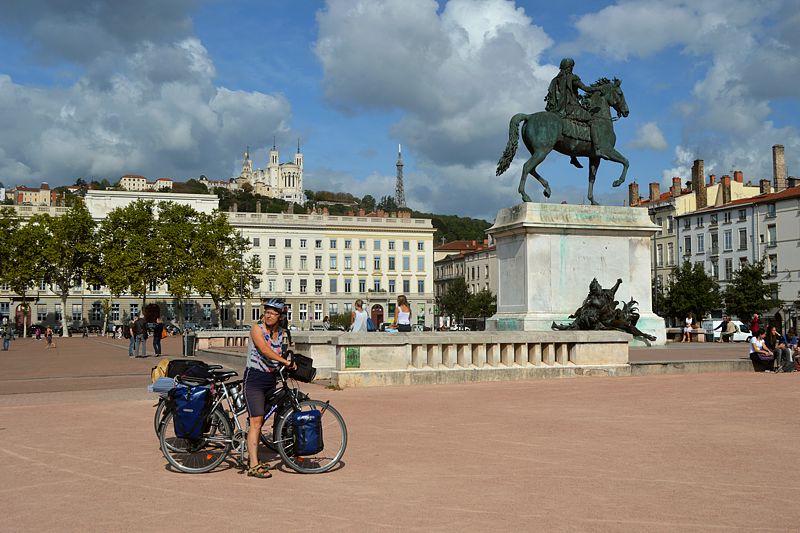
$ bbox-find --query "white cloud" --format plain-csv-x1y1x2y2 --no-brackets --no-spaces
628,122,668,151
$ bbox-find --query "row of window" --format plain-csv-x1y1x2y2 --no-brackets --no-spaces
254,254,426,272
255,278,426,295
251,237,426,252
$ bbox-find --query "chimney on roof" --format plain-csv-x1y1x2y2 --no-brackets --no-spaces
759,179,771,195
733,170,744,183
691,159,707,209
789,177,798,189
721,175,732,205
649,182,660,201
628,182,640,206
671,177,681,198
708,174,716,185
773,144,787,191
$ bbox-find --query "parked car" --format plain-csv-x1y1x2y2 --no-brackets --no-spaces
703,319,751,342
449,324,471,331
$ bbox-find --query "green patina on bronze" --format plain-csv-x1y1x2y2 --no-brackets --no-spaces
496,58,630,206
345,346,361,368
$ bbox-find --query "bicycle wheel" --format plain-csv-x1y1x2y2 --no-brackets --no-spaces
159,407,232,474
274,399,347,474
153,398,167,437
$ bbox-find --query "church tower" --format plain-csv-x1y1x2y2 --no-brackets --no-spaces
241,146,253,181
395,144,406,208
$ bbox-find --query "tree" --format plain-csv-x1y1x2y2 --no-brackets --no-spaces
96,200,165,311
377,195,398,212
360,194,376,212
158,202,204,329
1,211,46,337
466,289,497,318
662,261,721,321
193,212,257,328
438,278,471,322
723,259,781,320
36,200,99,336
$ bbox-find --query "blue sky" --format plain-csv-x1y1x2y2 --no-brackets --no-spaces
0,0,798,220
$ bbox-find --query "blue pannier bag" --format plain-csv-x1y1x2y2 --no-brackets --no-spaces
169,384,211,440
291,410,324,456
366,317,376,332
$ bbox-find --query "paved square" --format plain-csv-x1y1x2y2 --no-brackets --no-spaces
1,337,798,531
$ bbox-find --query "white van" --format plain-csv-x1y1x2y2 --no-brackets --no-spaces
704,319,752,342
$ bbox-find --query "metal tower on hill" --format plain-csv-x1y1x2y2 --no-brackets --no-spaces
395,144,406,208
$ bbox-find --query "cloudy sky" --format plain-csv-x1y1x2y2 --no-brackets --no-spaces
1,0,798,220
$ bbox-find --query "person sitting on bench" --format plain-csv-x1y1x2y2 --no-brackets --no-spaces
749,329,774,372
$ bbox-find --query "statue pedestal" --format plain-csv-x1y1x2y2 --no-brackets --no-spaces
485,202,666,345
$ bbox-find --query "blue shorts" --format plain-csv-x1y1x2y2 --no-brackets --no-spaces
243,367,277,418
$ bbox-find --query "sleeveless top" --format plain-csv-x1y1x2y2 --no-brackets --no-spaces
247,324,283,372
397,308,411,326
351,309,368,332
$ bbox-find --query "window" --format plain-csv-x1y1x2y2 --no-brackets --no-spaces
696,216,704,228
268,255,276,269
300,279,307,294
330,255,337,269
314,303,323,321
697,235,704,253
344,256,352,270
738,229,747,250
683,218,691,229
656,217,662,230
252,307,261,321
417,257,425,271
300,255,307,270
739,257,748,269
330,239,337,249
166,304,174,320
358,256,366,270
683,236,691,255
359,240,366,250
330,279,338,293
723,230,732,251
90,302,102,321
315,256,322,269
344,239,351,249
129,304,138,319
767,203,776,218
329,303,338,316
738,209,747,221
252,237,260,247
711,260,719,279
315,239,323,249
221,307,229,321
373,240,381,250
417,241,424,251
388,279,395,293
39,280,47,291
38,305,48,322
203,304,212,320
91,283,101,291
284,279,292,293
485,265,489,278
657,244,664,266
373,256,381,270
403,280,410,293
1,282,8,291
268,279,276,292
388,256,396,270
285,238,292,248
769,255,778,276
300,239,307,249
710,214,718,226
710,233,719,254
667,216,674,233
315,279,322,294
285,304,292,322
725,258,733,280
299,304,308,321
418,280,425,293
767,225,777,247
667,242,674,266
723,211,731,223
344,279,352,293
69,304,81,322
149,281,157,292
184,303,193,321
268,238,276,247
403,241,410,251
388,240,395,250
359,279,366,292
373,280,381,292
402,256,410,271
284,256,292,270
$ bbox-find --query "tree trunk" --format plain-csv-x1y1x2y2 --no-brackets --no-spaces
61,293,69,337
213,298,223,330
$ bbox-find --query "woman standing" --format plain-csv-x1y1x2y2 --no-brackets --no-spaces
350,299,369,332
394,295,412,332
244,298,295,479
682,312,693,342
152,317,165,357
45,326,55,349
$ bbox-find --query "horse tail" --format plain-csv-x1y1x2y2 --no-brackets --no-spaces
496,113,529,176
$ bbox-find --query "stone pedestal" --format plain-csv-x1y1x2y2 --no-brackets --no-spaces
485,202,666,345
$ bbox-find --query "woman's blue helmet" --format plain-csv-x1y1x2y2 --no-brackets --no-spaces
263,298,285,312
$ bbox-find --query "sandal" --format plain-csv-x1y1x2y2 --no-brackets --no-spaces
247,464,272,478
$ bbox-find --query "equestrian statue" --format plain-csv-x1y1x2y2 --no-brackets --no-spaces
496,58,630,205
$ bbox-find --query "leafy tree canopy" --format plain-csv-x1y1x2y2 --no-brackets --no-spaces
662,261,721,321
723,259,781,320
438,278,471,321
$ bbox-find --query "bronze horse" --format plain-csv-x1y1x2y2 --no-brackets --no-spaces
496,78,630,205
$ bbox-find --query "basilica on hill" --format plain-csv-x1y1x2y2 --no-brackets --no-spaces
234,142,305,204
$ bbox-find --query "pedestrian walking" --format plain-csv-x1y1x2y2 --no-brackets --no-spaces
1,318,13,351
152,317,165,357
45,326,55,349
133,314,148,357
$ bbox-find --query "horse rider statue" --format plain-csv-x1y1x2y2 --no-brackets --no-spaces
544,58,601,167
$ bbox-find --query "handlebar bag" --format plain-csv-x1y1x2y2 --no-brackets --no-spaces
289,353,317,383
167,359,210,379
291,410,324,456
169,384,211,440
